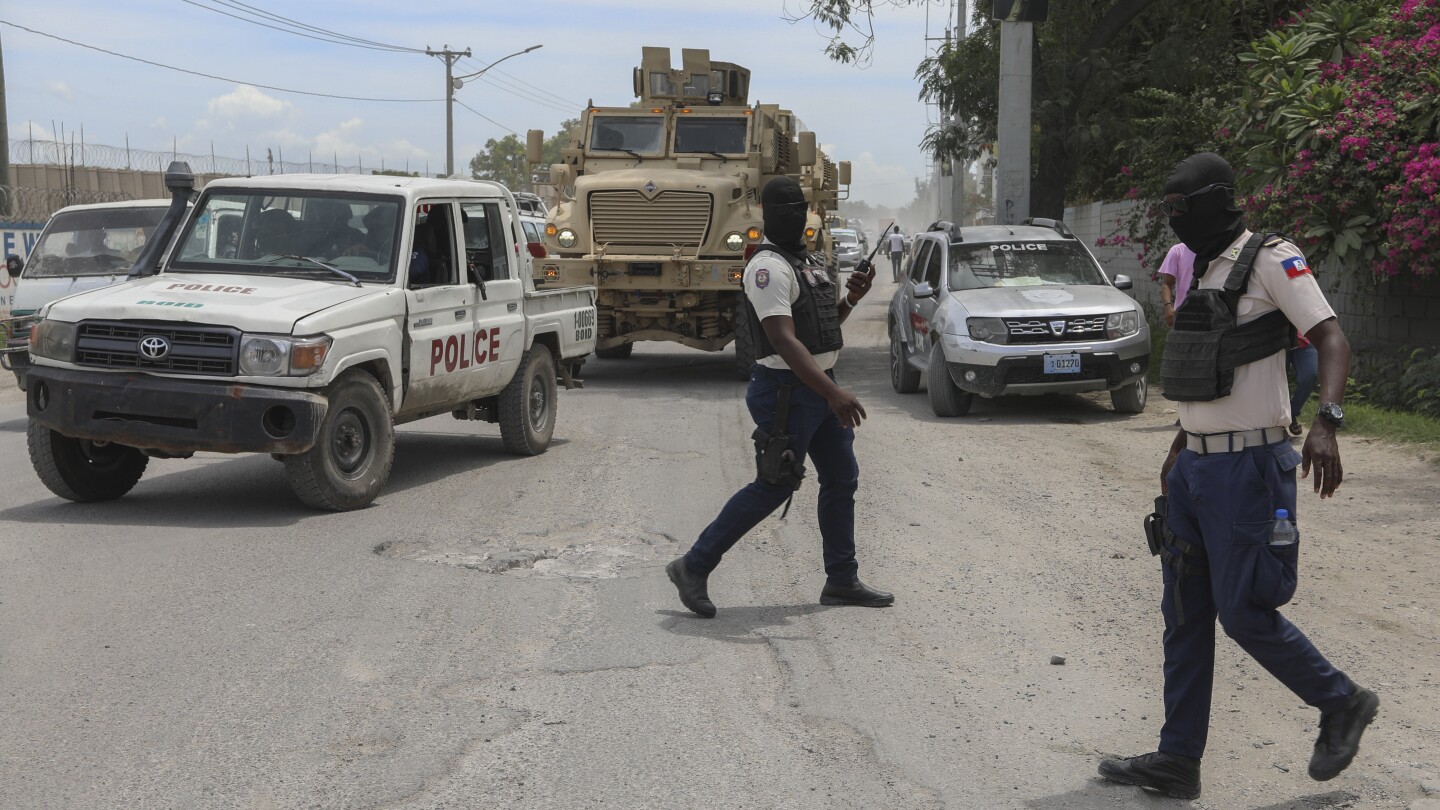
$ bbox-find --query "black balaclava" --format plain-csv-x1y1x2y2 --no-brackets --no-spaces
1163,152,1247,271
760,176,809,258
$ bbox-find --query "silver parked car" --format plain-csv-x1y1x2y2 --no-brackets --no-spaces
832,228,863,270
888,219,1150,416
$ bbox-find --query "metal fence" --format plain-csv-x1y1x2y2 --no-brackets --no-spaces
8,138,431,178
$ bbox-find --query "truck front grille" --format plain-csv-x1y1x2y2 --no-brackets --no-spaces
75,321,240,376
1004,315,1108,344
589,190,712,246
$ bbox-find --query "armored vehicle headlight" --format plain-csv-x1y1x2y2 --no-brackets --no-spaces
28,320,77,361
966,317,1008,344
1105,310,1141,339
724,232,744,251
240,336,288,376
556,228,578,248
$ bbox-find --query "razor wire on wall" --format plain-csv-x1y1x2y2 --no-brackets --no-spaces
8,139,433,178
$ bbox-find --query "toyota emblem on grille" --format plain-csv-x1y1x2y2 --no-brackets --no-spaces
1049,320,1067,336
138,335,171,359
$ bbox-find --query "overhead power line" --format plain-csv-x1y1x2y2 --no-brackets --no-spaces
0,20,441,103
455,100,517,136
179,0,422,53
460,57,583,110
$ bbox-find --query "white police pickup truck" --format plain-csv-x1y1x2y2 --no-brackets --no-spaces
24,165,597,510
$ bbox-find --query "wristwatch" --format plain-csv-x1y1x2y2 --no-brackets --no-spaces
1317,402,1345,428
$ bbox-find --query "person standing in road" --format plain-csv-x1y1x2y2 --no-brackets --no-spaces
1099,153,1377,800
887,228,906,281
1156,242,1198,327
666,176,894,618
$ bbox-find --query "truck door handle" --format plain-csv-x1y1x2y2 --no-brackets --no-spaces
507,303,518,312
454,309,467,320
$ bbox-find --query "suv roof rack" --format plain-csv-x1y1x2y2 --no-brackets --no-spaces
1022,217,1073,238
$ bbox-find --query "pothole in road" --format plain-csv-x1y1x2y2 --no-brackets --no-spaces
374,527,680,579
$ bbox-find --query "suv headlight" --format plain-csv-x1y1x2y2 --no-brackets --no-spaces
966,317,1008,344
556,228,578,249
28,320,77,361
239,334,332,376
1105,310,1141,339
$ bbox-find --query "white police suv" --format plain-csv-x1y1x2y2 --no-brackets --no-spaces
888,218,1150,417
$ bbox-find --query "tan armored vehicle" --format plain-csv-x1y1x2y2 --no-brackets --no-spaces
527,47,850,375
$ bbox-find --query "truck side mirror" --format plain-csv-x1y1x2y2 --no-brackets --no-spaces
5,255,21,277
798,131,817,167
838,161,852,186
550,163,574,192
526,130,545,166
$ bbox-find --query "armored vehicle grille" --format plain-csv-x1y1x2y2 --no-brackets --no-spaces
1003,315,1107,344
74,321,240,375
589,190,713,246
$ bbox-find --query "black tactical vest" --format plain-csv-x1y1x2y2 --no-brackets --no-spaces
1161,232,1298,402
744,248,844,358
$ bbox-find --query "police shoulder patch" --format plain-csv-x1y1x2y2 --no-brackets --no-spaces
1281,255,1311,279
755,268,770,289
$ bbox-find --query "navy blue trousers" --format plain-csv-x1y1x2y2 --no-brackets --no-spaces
1159,441,1354,758
683,365,860,584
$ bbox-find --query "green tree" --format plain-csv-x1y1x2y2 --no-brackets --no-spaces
469,134,528,190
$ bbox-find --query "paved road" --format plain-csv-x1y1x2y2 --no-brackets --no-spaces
2,295,1437,809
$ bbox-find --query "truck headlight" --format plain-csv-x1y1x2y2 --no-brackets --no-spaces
1105,310,1140,339
724,232,744,251
556,228,578,248
28,320,77,361
239,335,332,376
966,317,1008,344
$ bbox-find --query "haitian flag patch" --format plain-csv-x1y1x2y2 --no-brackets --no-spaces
1282,256,1311,279
755,268,770,288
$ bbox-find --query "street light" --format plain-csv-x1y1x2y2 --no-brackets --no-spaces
430,44,543,178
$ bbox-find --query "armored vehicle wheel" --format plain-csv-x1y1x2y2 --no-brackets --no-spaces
927,343,973,417
1111,377,1148,414
890,321,921,394
284,370,394,511
733,300,757,380
596,343,634,360
28,421,148,502
499,346,557,455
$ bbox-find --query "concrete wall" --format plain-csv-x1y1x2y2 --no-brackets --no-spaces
1064,200,1440,354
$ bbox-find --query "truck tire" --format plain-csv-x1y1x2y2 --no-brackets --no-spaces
284,370,394,511
733,300,756,380
499,346,557,455
28,420,148,502
890,320,921,394
927,342,973,417
596,343,634,360
1111,377,1148,414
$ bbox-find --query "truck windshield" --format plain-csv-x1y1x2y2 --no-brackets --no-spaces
589,116,665,155
171,192,402,281
948,242,1110,290
674,117,748,154
23,207,168,278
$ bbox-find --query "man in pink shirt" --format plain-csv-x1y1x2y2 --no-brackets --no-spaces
1157,242,1197,326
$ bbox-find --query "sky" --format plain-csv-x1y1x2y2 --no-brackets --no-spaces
1,0,957,209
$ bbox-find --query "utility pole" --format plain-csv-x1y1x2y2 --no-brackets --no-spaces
949,0,968,227
427,45,472,177
994,0,1043,224
0,30,10,216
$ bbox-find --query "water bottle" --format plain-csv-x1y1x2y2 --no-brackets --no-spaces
1270,509,1298,547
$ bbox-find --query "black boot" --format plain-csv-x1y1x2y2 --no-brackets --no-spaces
666,558,716,618
1309,687,1379,781
819,579,894,607
1097,751,1201,799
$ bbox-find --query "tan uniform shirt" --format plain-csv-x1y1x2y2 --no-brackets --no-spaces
1178,230,1335,434
744,241,839,371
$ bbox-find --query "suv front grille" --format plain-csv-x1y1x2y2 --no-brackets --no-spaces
75,321,240,376
1004,315,1107,344
589,190,712,246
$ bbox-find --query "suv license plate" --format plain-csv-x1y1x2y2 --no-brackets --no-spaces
1044,353,1082,374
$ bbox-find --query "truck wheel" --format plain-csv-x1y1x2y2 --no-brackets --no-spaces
927,343,973,417
596,343,634,360
499,346,557,455
284,370,394,511
1111,377,1148,414
890,321,921,394
733,300,756,380
28,421,148,502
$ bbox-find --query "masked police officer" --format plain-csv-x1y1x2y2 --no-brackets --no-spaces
1099,153,1377,799
665,176,894,618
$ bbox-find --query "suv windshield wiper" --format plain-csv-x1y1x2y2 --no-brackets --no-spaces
270,254,362,287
